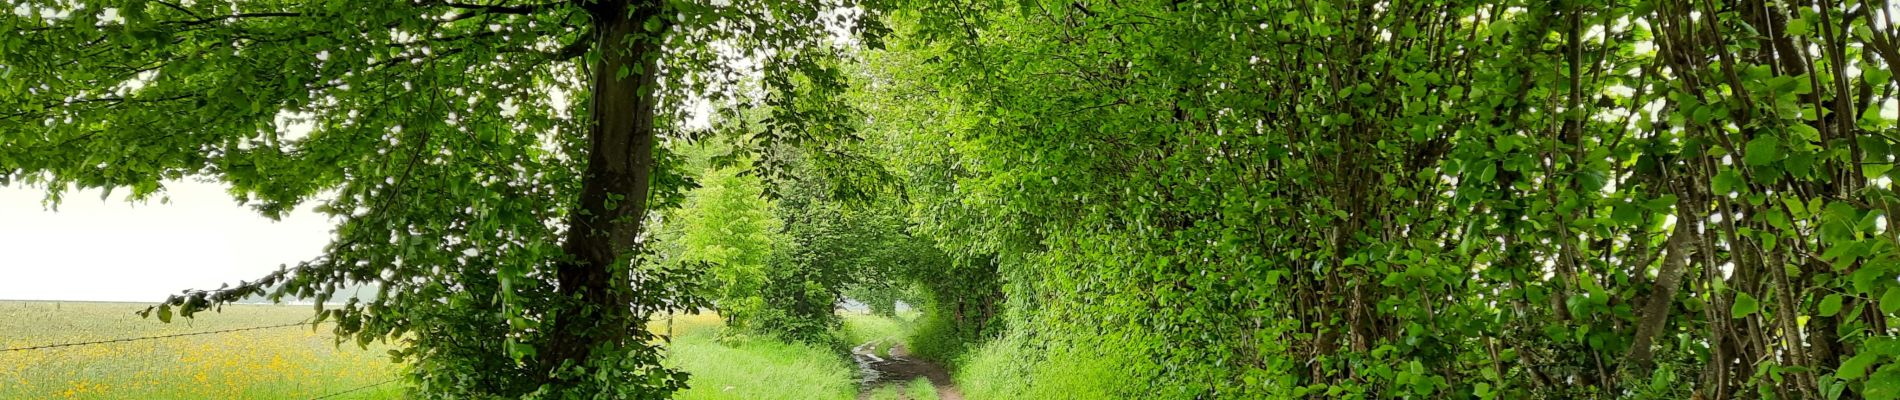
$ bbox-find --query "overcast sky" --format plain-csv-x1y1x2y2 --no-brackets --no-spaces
0,180,334,302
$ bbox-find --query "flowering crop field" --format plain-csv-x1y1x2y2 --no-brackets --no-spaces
0,301,402,399
1,301,861,399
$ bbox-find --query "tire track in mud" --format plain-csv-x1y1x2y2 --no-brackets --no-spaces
852,340,963,400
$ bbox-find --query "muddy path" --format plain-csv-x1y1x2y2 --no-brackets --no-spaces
852,340,963,400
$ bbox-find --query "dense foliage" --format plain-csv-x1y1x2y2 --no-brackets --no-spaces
13,0,1900,398
651,119,927,346
668,158,779,331
861,0,1900,398
752,151,865,343
1,0,882,397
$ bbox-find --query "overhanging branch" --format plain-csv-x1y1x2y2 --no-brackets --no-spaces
550,35,592,60
494,34,592,61
441,1,573,15
169,12,306,27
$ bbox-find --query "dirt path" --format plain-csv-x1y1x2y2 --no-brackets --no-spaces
852,340,963,400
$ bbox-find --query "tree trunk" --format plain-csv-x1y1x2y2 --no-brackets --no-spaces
545,0,667,373
1623,215,1694,367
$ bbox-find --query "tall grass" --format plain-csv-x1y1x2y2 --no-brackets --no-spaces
840,312,910,356
663,313,858,400
902,307,971,363
953,330,1142,400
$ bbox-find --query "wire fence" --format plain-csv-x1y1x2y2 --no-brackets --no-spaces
0,321,312,352
307,377,402,400
3,318,402,399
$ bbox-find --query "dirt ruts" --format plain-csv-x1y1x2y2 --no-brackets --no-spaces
852,340,963,400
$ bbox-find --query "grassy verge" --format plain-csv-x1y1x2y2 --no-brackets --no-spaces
663,313,857,400
953,331,1140,400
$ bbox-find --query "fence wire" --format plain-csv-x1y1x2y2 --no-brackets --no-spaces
4,317,403,399
0,321,313,352
307,377,402,400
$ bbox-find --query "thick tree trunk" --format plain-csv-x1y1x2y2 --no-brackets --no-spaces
545,0,667,373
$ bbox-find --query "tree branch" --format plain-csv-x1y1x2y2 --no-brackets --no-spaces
550,34,593,60
441,1,572,15
1623,216,1696,367
153,0,205,19
492,33,592,61
168,12,306,27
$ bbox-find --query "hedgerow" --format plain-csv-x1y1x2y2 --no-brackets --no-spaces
864,0,1900,398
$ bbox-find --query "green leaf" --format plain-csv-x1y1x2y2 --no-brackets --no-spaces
1645,195,1679,210
1744,135,1782,166
1791,124,1822,141
1838,353,1875,379
1882,287,1900,314
157,304,172,323
1868,68,1894,88
1865,163,1893,180
1871,337,1900,356
1494,135,1516,152
1732,292,1760,318
1819,294,1843,317
1576,169,1607,191
1692,105,1715,125
1786,152,1814,177
1867,369,1900,400
1613,202,1644,225
1786,18,1811,35
1713,169,1745,194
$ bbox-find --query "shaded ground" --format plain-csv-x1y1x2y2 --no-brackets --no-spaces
853,340,963,400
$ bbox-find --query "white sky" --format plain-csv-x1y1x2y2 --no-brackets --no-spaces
0,181,334,302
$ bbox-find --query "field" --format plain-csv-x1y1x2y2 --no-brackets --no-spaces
0,301,401,399
1,301,905,399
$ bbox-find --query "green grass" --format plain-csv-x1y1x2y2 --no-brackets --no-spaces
664,313,857,400
870,386,904,398
862,378,939,400
0,301,402,399
865,385,900,400
954,331,1134,400
841,312,910,356
663,312,937,400
905,378,941,400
